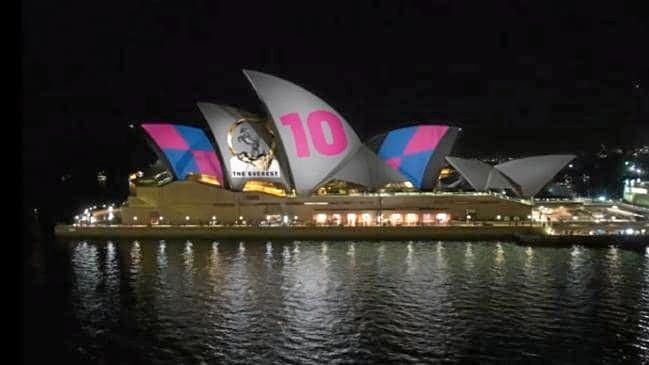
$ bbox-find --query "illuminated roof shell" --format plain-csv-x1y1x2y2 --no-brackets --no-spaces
141,123,224,185
370,125,460,189
244,69,404,195
446,155,575,198
196,102,291,191
494,155,576,197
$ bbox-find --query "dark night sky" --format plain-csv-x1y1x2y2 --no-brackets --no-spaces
21,1,648,220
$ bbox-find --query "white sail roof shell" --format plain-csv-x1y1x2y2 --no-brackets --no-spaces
196,102,290,190
494,155,575,197
447,154,575,197
445,157,494,191
244,70,370,195
323,145,409,189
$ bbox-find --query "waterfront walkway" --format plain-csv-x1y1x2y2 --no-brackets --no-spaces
56,224,542,240
54,224,649,250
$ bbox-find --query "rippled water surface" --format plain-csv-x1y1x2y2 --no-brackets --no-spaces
24,240,649,363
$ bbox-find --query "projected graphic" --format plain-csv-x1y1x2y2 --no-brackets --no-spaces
141,123,224,184
377,125,450,188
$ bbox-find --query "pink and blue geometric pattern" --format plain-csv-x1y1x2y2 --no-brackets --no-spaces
142,123,224,184
377,125,449,188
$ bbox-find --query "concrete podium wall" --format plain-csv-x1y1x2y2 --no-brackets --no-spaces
56,225,543,241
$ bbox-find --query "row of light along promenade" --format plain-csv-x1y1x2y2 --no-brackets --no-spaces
54,221,649,251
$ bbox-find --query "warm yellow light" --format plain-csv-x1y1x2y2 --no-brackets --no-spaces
405,213,418,225
390,213,403,225
438,167,452,179
186,173,221,186
128,171,143,181
435,212,450,223
347,213,357,226
381,181,415,191
315,213,327,224
242,180,286,196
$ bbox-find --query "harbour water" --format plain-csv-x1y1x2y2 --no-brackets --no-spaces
24,239,649,363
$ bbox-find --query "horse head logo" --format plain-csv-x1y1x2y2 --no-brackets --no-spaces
228,119,276,170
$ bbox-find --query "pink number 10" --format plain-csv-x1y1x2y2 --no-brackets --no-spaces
280,110,348,158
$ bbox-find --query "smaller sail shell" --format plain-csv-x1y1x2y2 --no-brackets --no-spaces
373,125,460,189
445,157,493,191
141,123,224,185
447,154,576,197
495,155,576,197
197,102,290,191
322,146,409,190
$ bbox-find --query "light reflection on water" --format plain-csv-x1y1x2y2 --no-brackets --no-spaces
347,242,355,268
130,241,141,277
464,242,474,272
104,241,118,291
405,241,414,274
495,242,505,266
64,240,649,363
640,253,649,360
71,242,99,329
156,239,166,257
209,242,220,274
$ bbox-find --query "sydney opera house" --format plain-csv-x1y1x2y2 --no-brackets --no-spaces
107,70,575,226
